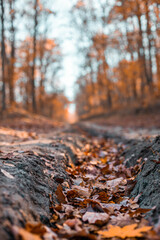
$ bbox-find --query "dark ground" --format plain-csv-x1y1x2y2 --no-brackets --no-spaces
78,121,160,225
1,112,160,239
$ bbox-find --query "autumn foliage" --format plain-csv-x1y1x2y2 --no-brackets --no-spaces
74,0,160,118
1,0,159,120
0,0,68,120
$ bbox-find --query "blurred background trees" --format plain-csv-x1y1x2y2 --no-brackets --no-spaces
0,0,68,120
0,0,160,120
74,0,160,118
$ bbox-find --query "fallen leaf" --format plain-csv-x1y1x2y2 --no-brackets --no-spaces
107,177,124,188
3,163,15,167
1,169,15,179
72,185,91,198
55,184,67,204
66,189,79,201
63,204,75,214
26,222,46,235
64,218,82,230
83,212,109,224
81,199,104,212
129,208,151,217
12,226,41,240
60,229,97,240
72,178,83,185
110,213,132,227
97,191,109,203
98,224,152,239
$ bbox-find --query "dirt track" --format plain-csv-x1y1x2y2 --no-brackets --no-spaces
0,121,160,239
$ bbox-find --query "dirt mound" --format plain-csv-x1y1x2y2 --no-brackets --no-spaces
0,107,63,133
0,141,71,239
123,136,160,223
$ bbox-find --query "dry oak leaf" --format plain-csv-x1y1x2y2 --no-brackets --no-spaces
83,212,109,224
98,224,152,239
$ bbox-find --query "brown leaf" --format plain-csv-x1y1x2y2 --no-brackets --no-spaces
101,165,112,174
110,213,132,227
107,177,124,188
72,185,91,198
59,227,97,239
129,208,151,217
82,212,109,225
81,199,104,212
64,218,82,229
12,226,41,240
55,184,67,204
66,189,79,201
63,204,75,214
97,191,109,203
25,222,46,235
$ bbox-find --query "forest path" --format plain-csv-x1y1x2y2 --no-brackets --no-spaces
0,121,160,239
79,121,160,141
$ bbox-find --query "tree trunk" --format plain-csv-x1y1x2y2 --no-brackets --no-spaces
155,4,160,88
136,1,150,95
39,68,45,113
145,1,153,86
124,14,137,100
0,0,6,112
31,0,38,113
102,55,112,109
8,0,15,105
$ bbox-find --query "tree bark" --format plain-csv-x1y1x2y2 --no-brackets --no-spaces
136,0,150,95
0,0,6,111
31,0,38,113
8,0,15,105
145,1,153,86
155,4,160,87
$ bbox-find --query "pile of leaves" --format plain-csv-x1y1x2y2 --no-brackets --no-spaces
12,137,160,240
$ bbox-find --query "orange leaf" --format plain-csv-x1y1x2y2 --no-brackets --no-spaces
98,224,152,239
25,222,46,235
12,226,41,240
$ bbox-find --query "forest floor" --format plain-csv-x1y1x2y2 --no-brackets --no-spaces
1,110,160,239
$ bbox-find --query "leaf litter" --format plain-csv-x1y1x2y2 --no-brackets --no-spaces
12,136,160,239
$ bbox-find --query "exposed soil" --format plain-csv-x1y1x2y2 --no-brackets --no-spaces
0,137,71,239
